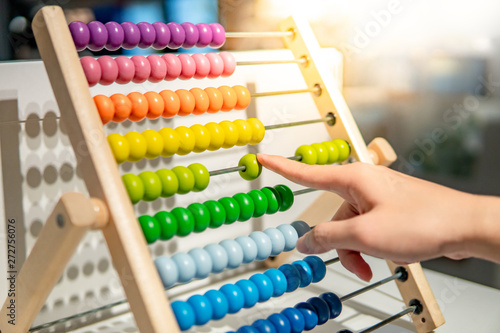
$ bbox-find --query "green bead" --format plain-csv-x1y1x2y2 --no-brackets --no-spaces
238,154,262,181
311,143,328,165
332,139,351,162
322,141,339,164
188,203,210,233
232,193,255,222
295,145,317,165
275,184,294,212
188,163,210,192
138,171,162,201
204,200,226,229
154,211,178,240
172,166,195,194
248,190,268,218
171,207,195,237
218,197,240,224
138,215,161,244
156,169,179,197
122,173,145,204
261,187,280,214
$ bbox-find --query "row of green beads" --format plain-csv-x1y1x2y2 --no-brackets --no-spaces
295,139,350,165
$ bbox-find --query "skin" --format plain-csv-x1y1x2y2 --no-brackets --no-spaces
257,153,500,281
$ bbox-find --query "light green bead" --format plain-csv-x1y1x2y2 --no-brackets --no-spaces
332,139,351,162
238,154,262,181
322,141,339,164
156,169,179,197
172,166,195,194
138,171,162,201
122,173,144,204
295,145,317,165
188,163,210,192
311,143,328,165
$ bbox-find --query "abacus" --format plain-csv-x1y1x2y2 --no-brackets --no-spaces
0,5,445,333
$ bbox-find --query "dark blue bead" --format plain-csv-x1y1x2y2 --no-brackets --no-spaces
281,308,305,333
236,279,259,308
187,294,213,326
253,319,277,333
264,268,287,297
292,260,313,287
337,330,353,333
268,313,291,333
320,292,343,319
250,273,274,302
304,256,326,283
278,264,301,292
290,220,310,238
220,284,245,314
237,325,260,333
307,297,330,325
296,307,318,331
204,289,228,320
171,300,195,331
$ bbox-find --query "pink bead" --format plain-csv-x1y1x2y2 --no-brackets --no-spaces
220,51,236,77
178,54,196,80
162,54,182,81
131,55,151,83
192,54,211,79
206,53,224,79
147,54,167,82
97,56,119,85
80,56,101,86
115,56,135,84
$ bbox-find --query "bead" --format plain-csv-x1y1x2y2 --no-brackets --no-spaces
69,21,89,51
138,171,162,201
209,23,225,48
156,168,179,197
234,119,252,146
292,260,313,288
295,306,318,331
322,141,339,164
246,118,265,145
131,55,151,84
249,273,273,302
275,185,294,212
219,197,240,224
127,92,149,121
205,86,224,112
337,330,353,333
144,91,164,120
121,22,141,49
249,231,272,261
174,126,195,155
176,89,195,117
206,53,224,79
205,122,225,151
312,143,328,165
108,133,129,164
261,187,280,214
320,292,342,319
122,174,144,204
172,166,195,194
239,154,262,181
218,86,237,111
264,268,287,297
154,211,178,240
291,220,310,238
178,54,196,80
267,313,291,333
204,290,228,320
253,319,277,333
167,22,185,49
162,53,182,80
147,54,167,83
188,163,210,192
233,85,251,110
235,279,259,309
159,90,181,118
114,56,135,84
235,236,258,264
220,239,244,269
220,120,239,148
80,56,101,86
278,264,300,293
220,51,236,77
187,203,210,233
152,22,170,49
155,256,179,288
232,193,255,222
137,22,156,48
264,228,285,256
188,248,213,279
87,21,108,52
190,88,210,115
332,139,350,162
181,22,199,48
307,297,329,325
104,22,124,51
238,326,259,333
196,23,213,48
172,207,195,237
295,145,317,165
142,129,164,159
190,124,211,153
204,243,228,273
304,256,326,283
281,308,305,333
95,95,114,124
187,294,213,326
192,54,211,79
204,200,226,229
248,190,268,218
138,215,160,244
124,131,147,162
277,224,299,252
111,93,132,122
171,300,195,331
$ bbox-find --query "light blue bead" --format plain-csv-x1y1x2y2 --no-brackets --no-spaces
249,273,273,302
263,228,285,256
264,268,287,297
220,284,244,314
154,256,179,288
292,260,313,288
188,248,213,279
172,252,197,283
187,294,213,326
220,239,244,269
235,236,258,264
204,289,229,320
171,300,195,331
204,243,229,273
235,279,259,308
277,224,298,252
249,231,272,260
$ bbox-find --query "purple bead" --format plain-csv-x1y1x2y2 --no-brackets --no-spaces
87,21,108,52
104,22,124,51
137,22,156,48
167,22,185,49
152,22,170,49
68,21,89,51
121,22,141,49
180,22,199,49
196,23,212,48
209,23,225,48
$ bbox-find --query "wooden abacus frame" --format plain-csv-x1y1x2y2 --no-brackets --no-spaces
0,5,444,333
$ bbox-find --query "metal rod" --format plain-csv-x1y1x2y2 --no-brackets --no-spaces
251,87,318,98
340,271,402,302
358,306,417,333
225,31,294,39
236,58,306,66
264,115,331,131
292,187,317,196
324,257,340,266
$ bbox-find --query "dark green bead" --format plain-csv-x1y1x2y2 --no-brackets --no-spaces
188,203,210,233
218,197,240,224
261,187,280,214
275,184,294,212
204,200,226,229
154,211,178,240
138,215,161,244
248,190,268,218
232,193,255,222
171,207,195,237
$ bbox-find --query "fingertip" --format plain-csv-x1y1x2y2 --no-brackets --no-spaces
296,235,313,254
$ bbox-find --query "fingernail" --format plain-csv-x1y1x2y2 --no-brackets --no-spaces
296,235,312,254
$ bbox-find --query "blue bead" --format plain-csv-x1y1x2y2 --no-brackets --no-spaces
253,319,277,333
290,220,310,238
292,260,313,288
235,236,258,263
204,289,228,320
263,228,285,256
278,264,301,293
304,256,326,283
235,279,259,308
172,252,197,283
204,243,229,273
187,294,213,326
307,297,330,325
320,292,343,319
249,273,273,302
337,330,353,333
277,224,298,252
264,268,287,297
220,284,245,314
267,313,291,333
154,256,179,288
295,306,318,331
237,325,260,333
188,248,213,279
249,231,272,260
220,239,244,269
281,308,305,333
171,300,195,331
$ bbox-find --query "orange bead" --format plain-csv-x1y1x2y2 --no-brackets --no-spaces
218,85,237,111
128,92,149,122
233,85,251,110
176,89,195,117
94,94,115,124
190,88,210,115
159,90,180,118
204,87,223,113
144,91,164,119
110,93,132,122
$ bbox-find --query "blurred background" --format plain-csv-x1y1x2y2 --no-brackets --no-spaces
1,0,499,288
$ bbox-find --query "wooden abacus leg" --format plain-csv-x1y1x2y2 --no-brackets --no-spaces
0,193,107,333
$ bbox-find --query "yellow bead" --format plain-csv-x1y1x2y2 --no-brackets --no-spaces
220,120,239,149
175,126,196,156
233,119,252,146
190,124,211,153
124,131,147,162
107,133,130,164
205,122,225,151
247,118,265,145
142,129,164,159
158,127,180,157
